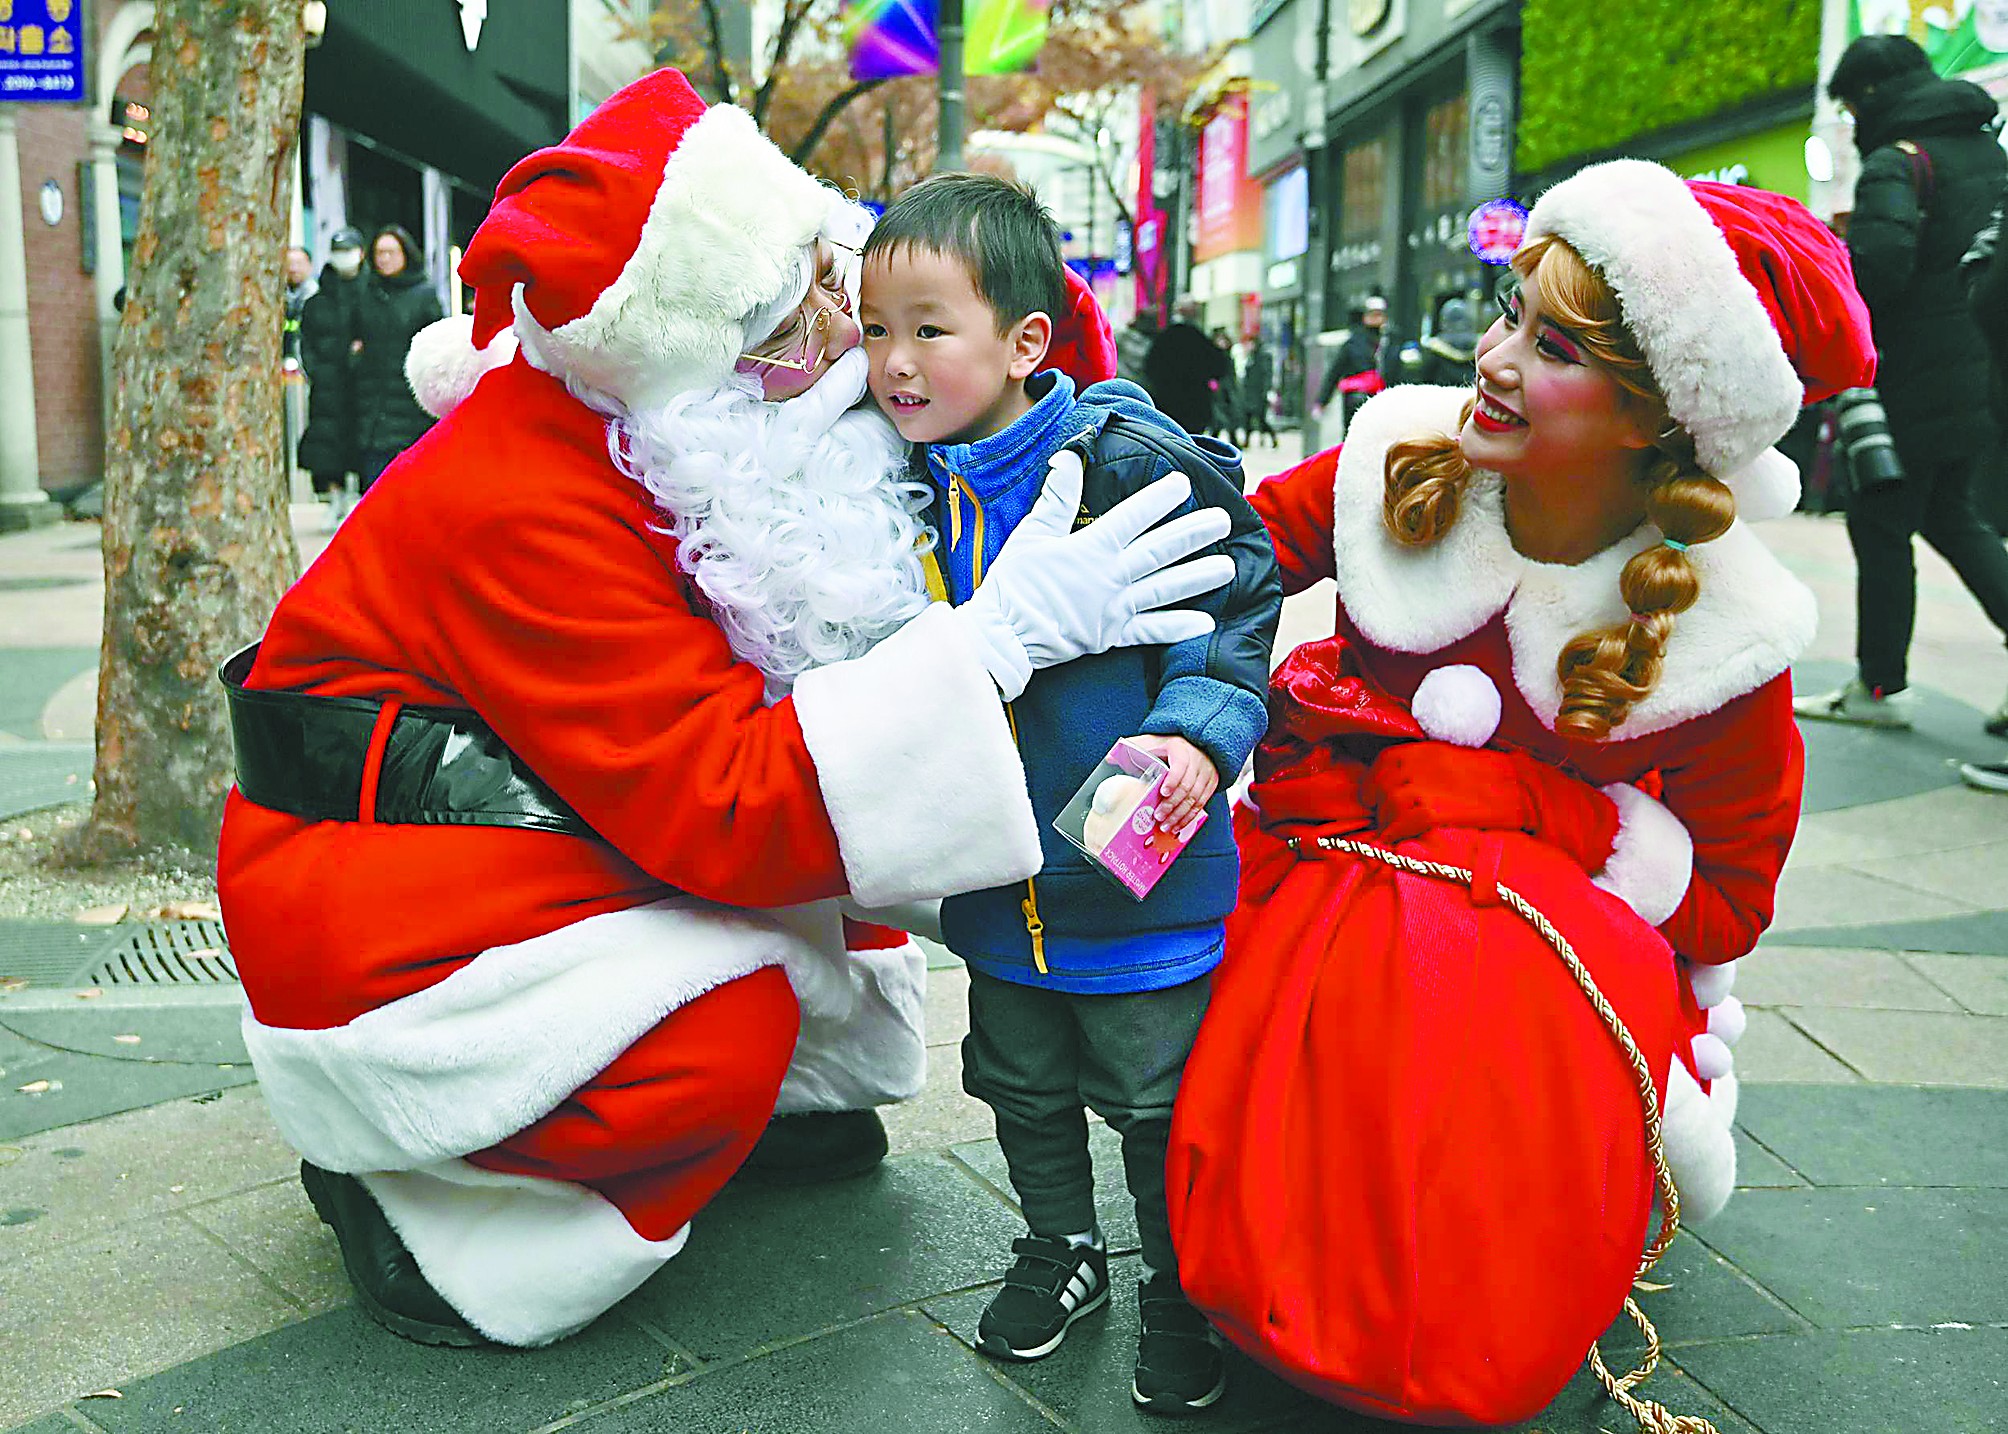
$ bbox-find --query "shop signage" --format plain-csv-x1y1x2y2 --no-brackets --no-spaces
0,0,85,103
1193,92,1265,263
1268,258,1301,291
1349,0,1390,37
1467,198,1528,264
457,0,487,52
1114,215,1133,275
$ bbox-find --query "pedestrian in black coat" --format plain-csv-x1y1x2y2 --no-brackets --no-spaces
1413,297,1478,388
297,227,367,502
353,224,445,494
1143,305,1232,435
1796,35,2008,740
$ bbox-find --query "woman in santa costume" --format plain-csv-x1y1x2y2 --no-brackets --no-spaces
217,68,1231,1351
1166,162,1876,1427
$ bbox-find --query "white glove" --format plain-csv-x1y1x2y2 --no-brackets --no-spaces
956,448,1235,699
772,348,870,448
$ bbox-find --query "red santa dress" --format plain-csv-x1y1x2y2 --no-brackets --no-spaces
1165,384,1811,1423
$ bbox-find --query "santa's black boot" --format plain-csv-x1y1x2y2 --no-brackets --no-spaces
733,1109,889,1185
300,1161,492,1347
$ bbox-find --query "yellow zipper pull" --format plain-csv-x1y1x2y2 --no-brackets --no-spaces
1021,891,1048,974
948,473,963,551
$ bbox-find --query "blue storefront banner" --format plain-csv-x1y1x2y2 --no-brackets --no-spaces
0,0,86,104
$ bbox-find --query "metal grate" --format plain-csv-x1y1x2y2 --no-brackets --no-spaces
74,921,239,987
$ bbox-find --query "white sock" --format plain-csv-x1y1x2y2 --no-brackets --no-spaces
1060,1226,1103,1251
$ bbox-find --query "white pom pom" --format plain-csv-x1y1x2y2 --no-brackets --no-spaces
1410,664,1502,748
405,314,519,420
1689,958,1737,1009
1707,994,1747,1046
1692,1032,1734,1082
1720,447,1800,523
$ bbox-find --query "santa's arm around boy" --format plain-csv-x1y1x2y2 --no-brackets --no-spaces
216,69,1232,1350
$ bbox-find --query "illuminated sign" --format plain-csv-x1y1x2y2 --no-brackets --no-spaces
0,0,85,103
1467,198,1528,265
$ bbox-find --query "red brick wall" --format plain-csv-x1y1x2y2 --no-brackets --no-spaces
14,103,103,494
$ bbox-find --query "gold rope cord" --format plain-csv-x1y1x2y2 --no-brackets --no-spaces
1287,833,1722,1434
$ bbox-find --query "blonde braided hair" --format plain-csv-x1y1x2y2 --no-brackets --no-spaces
1382,235,1737,739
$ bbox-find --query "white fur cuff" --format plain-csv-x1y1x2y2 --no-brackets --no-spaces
793,603,1041,907
1591,782,1694,928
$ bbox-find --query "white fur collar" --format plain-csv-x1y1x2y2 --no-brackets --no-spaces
1331,385,1816,739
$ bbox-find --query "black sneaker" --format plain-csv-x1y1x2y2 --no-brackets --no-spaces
974,1234,1109,1361
299,1161,490,1348
1133,1274,1227,1415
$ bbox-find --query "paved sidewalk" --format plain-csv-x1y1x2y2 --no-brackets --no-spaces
3,445,2006,1433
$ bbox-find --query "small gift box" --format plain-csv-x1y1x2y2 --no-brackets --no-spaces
1052,739,1208,901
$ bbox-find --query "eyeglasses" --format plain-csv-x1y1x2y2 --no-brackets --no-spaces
737,239,862,374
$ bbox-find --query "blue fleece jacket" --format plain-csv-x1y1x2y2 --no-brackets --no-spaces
922,371,1272,994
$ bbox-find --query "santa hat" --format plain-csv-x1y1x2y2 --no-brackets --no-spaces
1523,160,1876,520
1047,267,1118,388
406,68,845,418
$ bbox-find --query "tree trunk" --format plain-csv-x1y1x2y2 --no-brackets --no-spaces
89,0,305,855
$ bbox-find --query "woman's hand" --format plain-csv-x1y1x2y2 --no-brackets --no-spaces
1126,734,1219,833
1362,742,1619,873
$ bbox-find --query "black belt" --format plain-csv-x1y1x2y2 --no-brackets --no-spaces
219,644,598,839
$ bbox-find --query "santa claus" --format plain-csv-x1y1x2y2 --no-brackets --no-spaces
217,69,1230,1349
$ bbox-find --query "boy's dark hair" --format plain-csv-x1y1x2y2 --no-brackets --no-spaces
863,173,1067,334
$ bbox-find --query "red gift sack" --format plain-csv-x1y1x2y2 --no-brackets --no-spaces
1168,814,1687,1427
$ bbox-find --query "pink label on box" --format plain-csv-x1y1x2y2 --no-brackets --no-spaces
1065,741,1207,900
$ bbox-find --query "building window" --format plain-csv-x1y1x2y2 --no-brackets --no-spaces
1421,92,1467,210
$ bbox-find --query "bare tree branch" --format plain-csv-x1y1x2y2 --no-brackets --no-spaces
754,0,819,123
790,76,889,167
700,0,737,105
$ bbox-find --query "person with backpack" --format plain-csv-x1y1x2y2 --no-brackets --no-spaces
1165,162,1876,1427
858,173,1281,1417
1794,35,2008,738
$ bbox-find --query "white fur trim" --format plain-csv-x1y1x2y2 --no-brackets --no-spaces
1720,447,1803,524
793,602,1041,908
1692,1031,1735,1082
1689,958,1738,1009
362,1160,689,1347
839,895,945,946
243,897,875,1174
1590,782,1694,927
776,938,926,1114
1662,1061,1737,1224
1527,159,1804,482
1707,994,1748,1046
535,105,838,410
404,314,520,420
1410,664,1502,747
1332,386,1819,738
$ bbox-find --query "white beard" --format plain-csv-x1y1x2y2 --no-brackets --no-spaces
612,376,935,700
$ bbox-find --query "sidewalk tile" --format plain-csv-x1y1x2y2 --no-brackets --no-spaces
1641,1232,1808,1344
1767,909,2008,957
922,963,970,1047
882,1041,993,1156
1845,842,2008,910
1767,866,1979,934
572,1311,1057,1434
1692,1187,2008,1329
4,1002,250,1064
1734,1086,2008,1189
1728,1010,1862,1084
0,1086,296,1256
0,1213,309,1430
1799,786,2008,858
1514,1357,1754,1434
1735,946,1963,1012
1733,1128,1811,1189
1674,1326,2008,1434
182,1178,352,1316
0,1048,255,1142
623,1152,1023,1362
1904,952,2008,1015
952,1121,1142,1254
924,1257,1326,1434
1784,1009,2008,1088
75,1305,674,1434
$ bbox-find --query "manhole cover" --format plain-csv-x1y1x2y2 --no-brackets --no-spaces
72,921,238,987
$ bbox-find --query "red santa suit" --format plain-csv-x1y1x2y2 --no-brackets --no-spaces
1165,164,1878,1426
219,74,1054,1348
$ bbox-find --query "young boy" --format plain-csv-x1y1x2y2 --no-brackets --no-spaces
859,174,1281,1416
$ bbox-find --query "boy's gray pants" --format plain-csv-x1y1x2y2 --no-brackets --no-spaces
961,967,1211,1281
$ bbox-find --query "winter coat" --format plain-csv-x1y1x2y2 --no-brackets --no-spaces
919,375,1283,993
1143,320,1233,434
1847,69,2006,450
296,265,364,475
351,267,444,455
1413,330,1477,388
